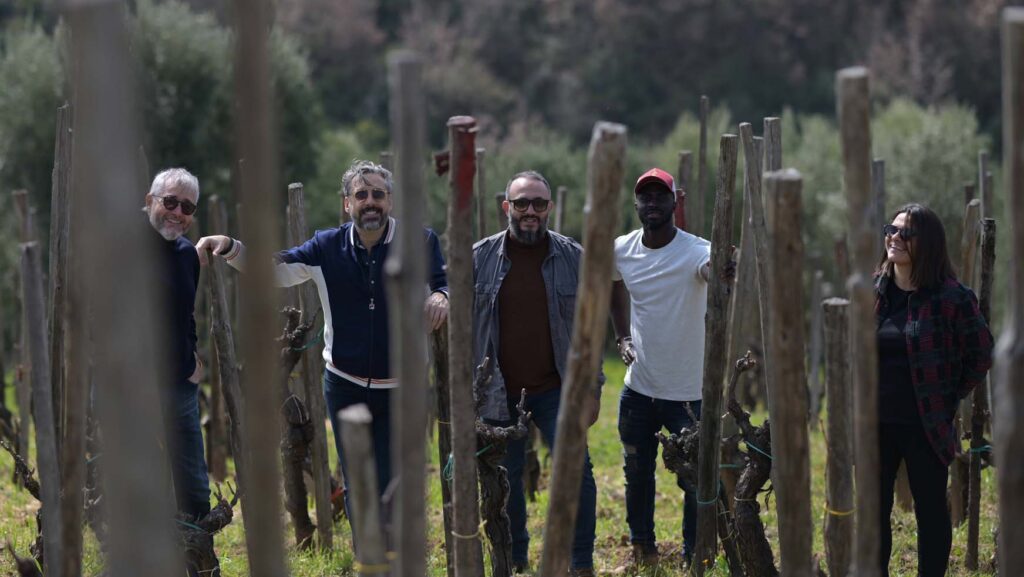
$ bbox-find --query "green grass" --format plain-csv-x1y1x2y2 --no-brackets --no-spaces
0,360,1000,575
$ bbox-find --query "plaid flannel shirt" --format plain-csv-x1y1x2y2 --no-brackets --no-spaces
875,274,994,466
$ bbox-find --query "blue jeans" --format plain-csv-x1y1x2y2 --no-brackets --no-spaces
164,380,211,519
618,386,702,557
323,370,393,504
494,387,597,570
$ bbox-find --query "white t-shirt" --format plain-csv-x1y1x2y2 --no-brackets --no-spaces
612,228,711,401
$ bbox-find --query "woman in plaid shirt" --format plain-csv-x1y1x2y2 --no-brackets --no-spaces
874,203,994,577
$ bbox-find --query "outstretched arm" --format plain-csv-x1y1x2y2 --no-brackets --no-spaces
196,235,245,270
610,280,636,366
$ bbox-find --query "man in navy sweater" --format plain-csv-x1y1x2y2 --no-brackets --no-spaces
145,167,211,521
197,160,448,504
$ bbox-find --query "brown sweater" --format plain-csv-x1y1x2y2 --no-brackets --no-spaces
498,234,562,398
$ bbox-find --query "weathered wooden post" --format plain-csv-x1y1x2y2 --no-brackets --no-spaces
476,147,487,239
764,117,782,172
12,190,34,464
695,96,709,237
64,1,182,574
995,13,1024,575
837,65,881,577
287,183,334,551
807,270,825,427
387,51,429,576
678,150,693,231
763,169,813,577
494,191,506,235
739,124,774,410
823,298,854,577
21,241,63,576
48,102,72,458
340,404,389,577
694,133,738,573
979,151,993,219
960,199,982,288
446,115,485,577
966,217,995,570
232,0,288,571
431,326,455,577
380,150,394,172
965,183,977,210
205,197,230,482
872,160,886,260
538,121,626,576
555,185,567,234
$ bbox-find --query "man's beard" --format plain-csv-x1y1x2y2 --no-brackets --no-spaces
355,207,386,231
150,211,187,240
509,213,548,245
639,208,673,231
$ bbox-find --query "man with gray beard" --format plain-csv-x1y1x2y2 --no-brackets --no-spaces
471,171,600,576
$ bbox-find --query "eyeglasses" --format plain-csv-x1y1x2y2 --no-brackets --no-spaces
510,197,551,212
350,188,389,201
154,194,197,216
883,224,917,241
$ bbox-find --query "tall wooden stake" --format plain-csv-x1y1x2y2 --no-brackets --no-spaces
966,217,995,570
431,327,455,577
205,198,230,482
476,147,487,239
232,0,288,571
694,133,738,573
996,12,1024,575
340,405,389,577
538,121,626,576
678,150,693,231
21,241,63,576
446,115,485,577
695,96,709,237
387,52,429,576
837,66,880,577
494,191,506,235
764,117,782,172
12,190,33,464
872,159,886,258
979,151,993,219
764,170,813,577
555,185,567,234
287,183,334,551
807,270,825,427
48,103,72,459
823,298,853,577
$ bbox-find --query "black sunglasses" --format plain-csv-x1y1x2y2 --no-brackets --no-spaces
154,194,197,216
883,224,917,241
350,188,389,201
510,197,551,212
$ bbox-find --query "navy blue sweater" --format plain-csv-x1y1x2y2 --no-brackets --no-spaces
155,232,199,384
274,218,447,387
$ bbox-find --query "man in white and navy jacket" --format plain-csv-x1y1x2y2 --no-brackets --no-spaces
197,160,448,509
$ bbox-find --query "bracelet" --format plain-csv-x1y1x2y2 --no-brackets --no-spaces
216,237,235,256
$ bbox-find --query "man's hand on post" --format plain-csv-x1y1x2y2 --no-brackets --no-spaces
617,336,637,366
424,291,449,332
195,235,233,266
584,393,601,428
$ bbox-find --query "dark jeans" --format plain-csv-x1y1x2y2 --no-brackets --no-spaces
323,370,393,506
879,422,952,577
618,386,702,558
163,380,211,520
495,387,597,570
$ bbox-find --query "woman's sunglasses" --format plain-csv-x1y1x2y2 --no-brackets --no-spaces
154,194,197,216
882,224,917,241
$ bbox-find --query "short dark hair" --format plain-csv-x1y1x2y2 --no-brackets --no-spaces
341,160,393,197
875,203,954,290
504,170,551,199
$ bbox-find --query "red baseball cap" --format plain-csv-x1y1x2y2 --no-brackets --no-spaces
634,168,675,194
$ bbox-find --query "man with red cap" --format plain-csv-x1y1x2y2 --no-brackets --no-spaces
610,168,718,569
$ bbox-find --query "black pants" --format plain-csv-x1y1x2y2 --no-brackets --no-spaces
879,422,952,577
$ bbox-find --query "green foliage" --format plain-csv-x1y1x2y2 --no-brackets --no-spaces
304,127,370,233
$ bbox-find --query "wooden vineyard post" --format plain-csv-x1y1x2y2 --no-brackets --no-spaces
340,405,389,577
961,199,982,288
21,241,63,576
494,191,506,235
287,183,334,551
12,190,33,464
678,150,693,231
206,196,246,487
695,96,709,237
446,115,485,577
693,133,738,573
48,102,72,458
837,66,881,577
996,12,1024,575
380,150,394,171
763,170,813,577
205,197,230,482
431,326,455,577
966,218,995,570
476,147,487,239
538,121,626,576
807,270,825,428
555,185,567,234
965,183,977,210
872,159,886,259
232,0,288,571
764,117,782,172
63,1,182,574
739,124,775,411
823,298,854,577
387,51,429,576
979,151,993,219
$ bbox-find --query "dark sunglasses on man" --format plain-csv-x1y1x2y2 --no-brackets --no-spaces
350,188,389,201
154,194,197,216
510,197,551,212
882,224,917,241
